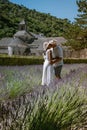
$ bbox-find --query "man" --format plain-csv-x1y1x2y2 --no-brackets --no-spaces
49,40,63,79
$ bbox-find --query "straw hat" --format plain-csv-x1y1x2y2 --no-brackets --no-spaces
43,41,49,50
49,39,57,45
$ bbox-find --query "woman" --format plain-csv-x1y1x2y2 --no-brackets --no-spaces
41,42,54,86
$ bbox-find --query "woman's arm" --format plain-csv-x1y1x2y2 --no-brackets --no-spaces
48,50,52,62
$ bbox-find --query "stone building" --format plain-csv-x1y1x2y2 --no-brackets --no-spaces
0,20,87,58
10,19,35,56
0,20,67,56
8,37,30,56
0,38,12,54
0,20,35,56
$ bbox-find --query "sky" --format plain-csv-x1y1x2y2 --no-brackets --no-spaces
9,0,78,22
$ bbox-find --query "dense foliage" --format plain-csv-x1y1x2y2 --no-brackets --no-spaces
76,0,87,27
0,0,87,50
0,0,71,38
75,0,87,49
65,0,87,50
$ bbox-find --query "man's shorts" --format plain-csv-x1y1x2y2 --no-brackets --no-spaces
54,65,62,77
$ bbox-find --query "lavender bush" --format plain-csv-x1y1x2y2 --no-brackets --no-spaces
0,64,87,130
0,65,42,99
0,64,86,99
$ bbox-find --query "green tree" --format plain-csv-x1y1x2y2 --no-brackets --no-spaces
0,0,72,38
76,0,87,28
75,0,87,49
64,0,87,50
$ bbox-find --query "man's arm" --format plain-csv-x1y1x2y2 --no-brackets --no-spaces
50,45,63,65
50,57,62,65
48,50,62,65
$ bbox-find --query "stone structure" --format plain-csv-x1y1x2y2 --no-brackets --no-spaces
63,47,87,59
8,46,13,56
8,37,30,55
0,20,35,56
0,20,87,58
0,38,12,54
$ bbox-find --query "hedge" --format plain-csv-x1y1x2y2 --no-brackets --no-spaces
0,55,87,65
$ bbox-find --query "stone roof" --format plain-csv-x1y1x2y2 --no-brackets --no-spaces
30,32,46,39
31,37,67,50
14,30,35,42
0,36,67,55
9,37,29,47
19,19,25,25
0,38,13,47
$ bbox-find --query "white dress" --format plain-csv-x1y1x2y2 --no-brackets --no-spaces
41,48,54,86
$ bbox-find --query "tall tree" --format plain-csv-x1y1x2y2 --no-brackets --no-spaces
75,0,87,49
76,0,87,28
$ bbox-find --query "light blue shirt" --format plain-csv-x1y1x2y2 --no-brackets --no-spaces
53,45,63,67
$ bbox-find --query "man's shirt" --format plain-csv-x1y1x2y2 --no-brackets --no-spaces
53,45,63,67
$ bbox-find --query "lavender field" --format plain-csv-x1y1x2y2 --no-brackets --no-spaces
0,64,86,99
0,64,87,130
0,64,86,98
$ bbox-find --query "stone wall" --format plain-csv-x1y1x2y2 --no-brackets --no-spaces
63,48,87,59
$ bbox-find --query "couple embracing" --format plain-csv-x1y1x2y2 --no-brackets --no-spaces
41,39,63,86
